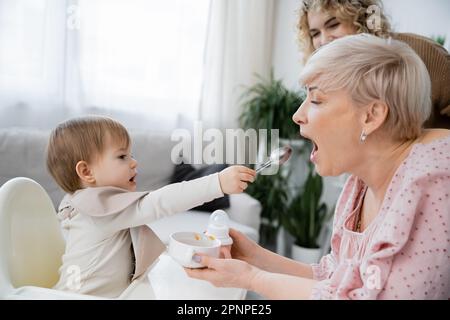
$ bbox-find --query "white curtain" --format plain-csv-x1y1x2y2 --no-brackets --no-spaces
0,0,67,127
0,0,210,130
199,0,275,130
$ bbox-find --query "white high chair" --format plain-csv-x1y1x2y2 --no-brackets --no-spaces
0,177,154,300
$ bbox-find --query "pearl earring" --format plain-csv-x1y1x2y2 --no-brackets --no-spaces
360,131,367,142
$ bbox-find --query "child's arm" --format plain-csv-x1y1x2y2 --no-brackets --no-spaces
105,166,255,231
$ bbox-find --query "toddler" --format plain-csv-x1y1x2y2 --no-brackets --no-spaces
46,115,255,298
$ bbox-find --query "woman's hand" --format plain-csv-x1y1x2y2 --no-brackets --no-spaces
229,229,313,278
218,166,256,194
184,254,261,290
228,228,260,264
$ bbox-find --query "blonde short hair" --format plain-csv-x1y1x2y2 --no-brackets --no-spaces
46,115,130,193
297,0,391,62
299,34,431,141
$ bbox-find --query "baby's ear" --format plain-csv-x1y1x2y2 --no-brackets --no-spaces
75,160,95,184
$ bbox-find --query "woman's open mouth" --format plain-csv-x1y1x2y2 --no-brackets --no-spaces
129,175,136,183
300,132,319,163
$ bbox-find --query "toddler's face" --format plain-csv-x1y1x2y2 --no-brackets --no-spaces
90,135,138,191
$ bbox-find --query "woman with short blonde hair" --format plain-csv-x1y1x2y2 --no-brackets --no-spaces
299,33,431,142
185,34,450,300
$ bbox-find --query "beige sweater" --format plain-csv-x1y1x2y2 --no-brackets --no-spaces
393,33,450,129
53,173,223,298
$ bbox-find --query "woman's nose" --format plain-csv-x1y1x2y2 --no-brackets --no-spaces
319,31,333,48
292,102,307,126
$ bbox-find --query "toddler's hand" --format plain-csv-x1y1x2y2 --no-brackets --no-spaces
218,165,256,194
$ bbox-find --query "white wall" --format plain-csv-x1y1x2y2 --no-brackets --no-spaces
272,0,303,90
272,0,450,85
383,0,450,51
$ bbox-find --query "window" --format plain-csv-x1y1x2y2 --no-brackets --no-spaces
0,0,210,127
78,0,210,115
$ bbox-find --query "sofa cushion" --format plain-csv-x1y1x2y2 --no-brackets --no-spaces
0,128,64,206
129,130,177,192
0,128,179,207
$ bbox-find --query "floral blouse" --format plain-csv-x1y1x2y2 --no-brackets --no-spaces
311,135,450,299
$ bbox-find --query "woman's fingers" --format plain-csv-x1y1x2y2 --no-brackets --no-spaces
229,228,243,241
220,246,232,259
193,253,219,269
184,266,216,281
185,257,256,289
184,254,222,280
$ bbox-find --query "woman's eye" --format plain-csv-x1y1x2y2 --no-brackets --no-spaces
311,32,320,38
328,23,340,29
311,100,322,105
119,155,127,160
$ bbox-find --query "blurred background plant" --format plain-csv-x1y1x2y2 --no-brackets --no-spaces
280,161,330,249
431,34,446,46
245,173,289,248
239,70,304,141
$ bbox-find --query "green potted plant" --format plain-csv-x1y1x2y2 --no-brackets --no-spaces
245,172,289,249
239,71,304,140
431,35,446,46
239,71,305,248
281,160,331,263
